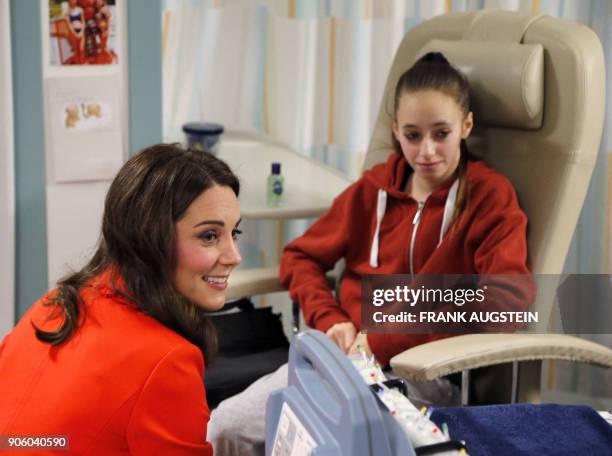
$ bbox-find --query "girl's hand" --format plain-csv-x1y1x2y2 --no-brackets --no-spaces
325,322,357,353
348,332,372,357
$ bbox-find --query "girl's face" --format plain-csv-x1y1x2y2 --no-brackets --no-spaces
173,185,242,311
393,89,473,190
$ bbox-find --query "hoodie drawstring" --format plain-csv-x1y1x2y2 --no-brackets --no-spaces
438,179,459,247
369,189,387,268
369,179,459,269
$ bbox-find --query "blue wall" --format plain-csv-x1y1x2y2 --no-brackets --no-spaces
11,0,47,320
11,0,162,319
128,0,163,155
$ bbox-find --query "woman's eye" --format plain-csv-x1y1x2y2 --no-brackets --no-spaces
435,130,450,139
232,229,243,240
405,132,420,141
199,230,219,243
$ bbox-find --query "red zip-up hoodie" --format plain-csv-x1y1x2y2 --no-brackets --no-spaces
280,152,534,366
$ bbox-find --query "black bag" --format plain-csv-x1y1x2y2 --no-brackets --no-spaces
204,298,289,408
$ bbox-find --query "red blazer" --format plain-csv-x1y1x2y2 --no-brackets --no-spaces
0,270,212,455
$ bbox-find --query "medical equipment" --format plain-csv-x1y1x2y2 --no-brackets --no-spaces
265,330,467,455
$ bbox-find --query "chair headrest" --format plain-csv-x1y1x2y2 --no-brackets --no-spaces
417,39,544,130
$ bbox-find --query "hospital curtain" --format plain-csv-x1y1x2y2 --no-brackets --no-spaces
162,0,611,403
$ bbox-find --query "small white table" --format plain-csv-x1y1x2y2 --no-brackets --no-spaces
217,132,353,220
216,131,353,300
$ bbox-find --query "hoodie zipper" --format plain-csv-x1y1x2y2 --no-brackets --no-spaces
410,200,425,279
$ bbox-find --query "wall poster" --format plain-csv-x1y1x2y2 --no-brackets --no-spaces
48,0,118,65
46,75,123,182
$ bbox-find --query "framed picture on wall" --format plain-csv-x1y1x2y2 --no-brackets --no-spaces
48,0,118,65
45,75,123,182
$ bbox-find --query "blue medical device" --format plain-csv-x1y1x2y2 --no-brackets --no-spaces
265,330,416,456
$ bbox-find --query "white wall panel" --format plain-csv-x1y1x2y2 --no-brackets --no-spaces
0,0,16,337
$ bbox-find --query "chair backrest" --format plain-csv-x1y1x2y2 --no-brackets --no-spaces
365,10,605,327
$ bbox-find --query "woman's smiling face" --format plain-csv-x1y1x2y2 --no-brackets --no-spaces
173,185,242,311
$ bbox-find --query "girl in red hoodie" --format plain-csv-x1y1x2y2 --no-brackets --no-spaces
279,52,533,366
208,52,533,455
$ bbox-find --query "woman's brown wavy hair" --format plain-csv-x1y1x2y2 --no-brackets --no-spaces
33,144,240,364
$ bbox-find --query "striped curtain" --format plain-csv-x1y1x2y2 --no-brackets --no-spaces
162,0,611,403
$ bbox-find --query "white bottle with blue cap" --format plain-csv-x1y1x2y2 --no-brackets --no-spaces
267,162,284,207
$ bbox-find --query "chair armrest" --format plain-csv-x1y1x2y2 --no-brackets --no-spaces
227,267,284,300
390,334,612,381
226,267,339,301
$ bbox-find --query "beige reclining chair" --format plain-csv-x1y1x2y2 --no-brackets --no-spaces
228,10,612,404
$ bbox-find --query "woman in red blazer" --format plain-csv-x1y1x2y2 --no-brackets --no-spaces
0,144,243,454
